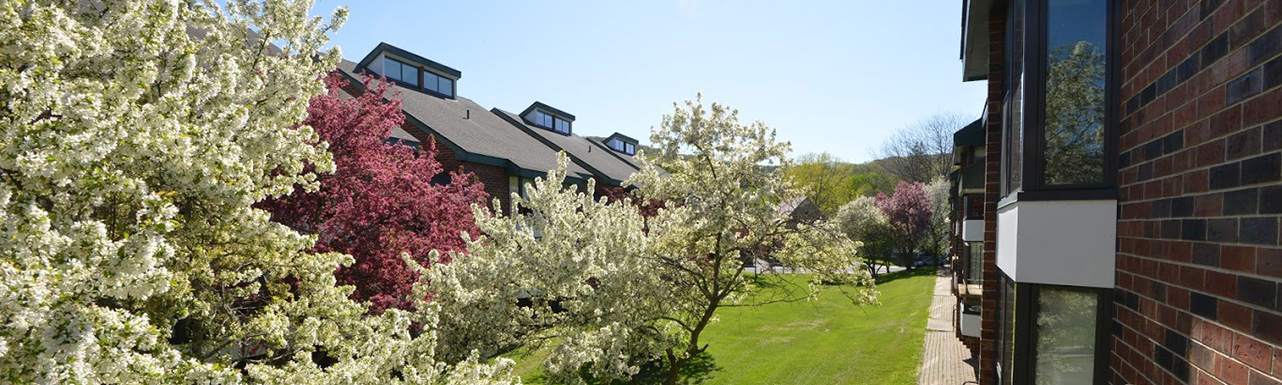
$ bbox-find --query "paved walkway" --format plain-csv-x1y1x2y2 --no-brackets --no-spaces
918,270,979,385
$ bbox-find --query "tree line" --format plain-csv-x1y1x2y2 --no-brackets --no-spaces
785,112,973,279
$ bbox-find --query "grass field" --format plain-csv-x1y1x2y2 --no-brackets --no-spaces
511,268,937,385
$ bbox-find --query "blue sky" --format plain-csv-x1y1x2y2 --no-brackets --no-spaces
311,1,987,163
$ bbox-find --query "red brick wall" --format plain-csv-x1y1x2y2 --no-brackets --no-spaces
979,8,1007,385
1113,1,1282,384
425,134,512,214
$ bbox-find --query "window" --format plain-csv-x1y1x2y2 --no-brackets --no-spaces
554,118,570,134
383,57,417,86
1003,0,1025,196
964,195,984,219
1032,288,1100,385
526,110,571,134
1041,0,1108,186
437,76,453,97
382,56,454,98
999,278,1016,385
1004,0,1114,196
608,139,637,155
422,71,454,98
996,279,1110,385
965,242,983,284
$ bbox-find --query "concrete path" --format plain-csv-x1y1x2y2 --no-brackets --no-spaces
918,270,979,385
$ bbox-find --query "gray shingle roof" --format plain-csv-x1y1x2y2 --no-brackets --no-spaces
336,60,593,181
493,109,641,186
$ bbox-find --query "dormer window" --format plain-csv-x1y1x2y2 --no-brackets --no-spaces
607,140,635,155
604,133,639,155
521,103,575,135
383,57,418,86
381,56,455,98
527,110,571,134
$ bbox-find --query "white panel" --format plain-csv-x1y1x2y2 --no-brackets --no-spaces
997,202,1019,281
962,219,984,242
997,199,1117,288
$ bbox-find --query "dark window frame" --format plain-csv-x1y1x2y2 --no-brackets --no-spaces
1003,0,1119,200
998,271,1113,385
608,139,637,155
380,56,457,100
527,110,572,135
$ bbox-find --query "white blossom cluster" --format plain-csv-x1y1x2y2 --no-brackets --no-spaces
422,97,879,384
424,155,673,384
0,1,515,383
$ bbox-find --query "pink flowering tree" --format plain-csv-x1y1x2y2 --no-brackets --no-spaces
875,181,934,268
261,73,488,313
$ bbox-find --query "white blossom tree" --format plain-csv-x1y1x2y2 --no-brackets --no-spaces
923,177,952,261
424,96,879,385
0,1,514,383
424,155,671,384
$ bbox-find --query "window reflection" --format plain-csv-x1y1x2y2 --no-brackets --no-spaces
438,77,453,97
1004,0,1025,195
999,279,1016,385
1043,0,1107,186
1033,289,1098,385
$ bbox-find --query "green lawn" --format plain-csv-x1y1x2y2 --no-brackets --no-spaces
511,268,937,385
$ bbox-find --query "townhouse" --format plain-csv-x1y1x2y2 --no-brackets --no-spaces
334,43,645,213
948,0,1282,384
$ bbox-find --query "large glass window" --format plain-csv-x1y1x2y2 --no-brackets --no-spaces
526,110,571,134
381,57,454,98
1032,288,1100,385
437,76,454,97
966,242,983,284
1004,0,1025,196
1005,0,1113,195
999,278,1016,385
421,71,454,97
383,57,412,85
1042,0,1108,186
553,118,571,134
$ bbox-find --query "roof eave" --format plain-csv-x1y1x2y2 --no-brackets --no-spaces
961,0,994,82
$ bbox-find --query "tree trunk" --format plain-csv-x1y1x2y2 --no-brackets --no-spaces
662,298,720,385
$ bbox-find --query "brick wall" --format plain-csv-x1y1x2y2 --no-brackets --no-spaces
1113,1,1282,384
980,7,1007,385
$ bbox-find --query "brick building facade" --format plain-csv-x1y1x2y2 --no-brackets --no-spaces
949,0,1281,384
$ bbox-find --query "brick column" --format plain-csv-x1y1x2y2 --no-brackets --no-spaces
979,7,1007,385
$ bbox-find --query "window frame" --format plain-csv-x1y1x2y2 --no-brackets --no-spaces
1003,0,1119,200
380,56,456,99
997,271,1113,385
526,110,572,135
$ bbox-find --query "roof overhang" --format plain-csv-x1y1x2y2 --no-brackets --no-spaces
961,0,995,82
952,116,986,164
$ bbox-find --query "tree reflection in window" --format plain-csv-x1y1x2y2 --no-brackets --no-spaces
1033,288,1099,385
1043,44,1106,185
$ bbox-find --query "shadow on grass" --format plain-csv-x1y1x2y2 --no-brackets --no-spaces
874,267,936,286
629,353,719,385
577,353,720,385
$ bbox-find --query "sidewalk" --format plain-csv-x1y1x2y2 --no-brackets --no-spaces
918,270,978,385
